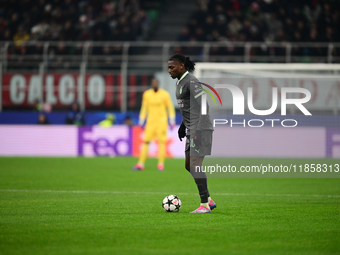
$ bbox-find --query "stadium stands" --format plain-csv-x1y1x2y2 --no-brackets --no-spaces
2,0,339,45
0,0,340,113
1,0,339,64
181,0,340,43
0,0,160,43
175,0,340,60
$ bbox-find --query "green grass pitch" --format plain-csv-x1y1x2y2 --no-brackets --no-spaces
0,157,339,255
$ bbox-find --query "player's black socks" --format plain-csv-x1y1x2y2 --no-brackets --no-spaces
194,177,209,203
189,158,210,203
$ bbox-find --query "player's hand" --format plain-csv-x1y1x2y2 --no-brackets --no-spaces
178,123,186,141
194,130,202,147
169,118,175,131
138,119,145,130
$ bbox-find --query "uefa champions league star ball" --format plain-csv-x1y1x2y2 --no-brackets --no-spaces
162,195,181,212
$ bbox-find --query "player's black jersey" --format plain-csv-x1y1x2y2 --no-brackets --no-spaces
175,72,213,135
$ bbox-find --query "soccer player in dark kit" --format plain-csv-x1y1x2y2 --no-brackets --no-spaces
168,53,216,213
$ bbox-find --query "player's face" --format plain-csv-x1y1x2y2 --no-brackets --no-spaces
151,79,159,91
168,60,184,79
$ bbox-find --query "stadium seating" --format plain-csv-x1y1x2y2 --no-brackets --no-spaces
0,0,160,43
176,0,340,59
181,0,340,43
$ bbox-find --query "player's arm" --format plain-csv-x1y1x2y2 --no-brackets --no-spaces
165,92,176,128
190,80,209,146
190,80,209,132
138,92,148,126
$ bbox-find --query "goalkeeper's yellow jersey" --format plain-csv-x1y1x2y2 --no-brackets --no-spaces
139,88,175,127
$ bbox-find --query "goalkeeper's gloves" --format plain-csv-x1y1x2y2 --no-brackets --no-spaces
178,122,186,141
193,130,202,147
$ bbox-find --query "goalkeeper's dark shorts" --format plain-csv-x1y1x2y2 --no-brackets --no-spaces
185,130,213,157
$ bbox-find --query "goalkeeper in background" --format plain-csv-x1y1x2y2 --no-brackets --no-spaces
132,78,176,171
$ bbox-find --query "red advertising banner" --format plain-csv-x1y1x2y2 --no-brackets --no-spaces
1,73,152,109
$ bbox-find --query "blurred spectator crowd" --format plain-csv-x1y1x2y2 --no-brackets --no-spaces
179,0,340,43
0,0,153,44
174,0,340,61
1,0,339,63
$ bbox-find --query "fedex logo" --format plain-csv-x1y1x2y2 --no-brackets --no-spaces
78,127,132,156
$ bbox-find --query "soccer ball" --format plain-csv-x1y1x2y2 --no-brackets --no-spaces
162,195,181,212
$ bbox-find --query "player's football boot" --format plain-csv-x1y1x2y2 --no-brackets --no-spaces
131,163,144,171
209,199,216,210
190,205,211,213
157,163,164,171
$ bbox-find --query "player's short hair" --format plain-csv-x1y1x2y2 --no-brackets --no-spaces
169,53,195,72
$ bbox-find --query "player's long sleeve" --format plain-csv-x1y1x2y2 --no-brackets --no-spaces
139,92,148,126
191,82,212,132
166,93,176,125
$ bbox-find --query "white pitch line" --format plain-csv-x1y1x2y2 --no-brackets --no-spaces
0,189,339,198
213,192,340,198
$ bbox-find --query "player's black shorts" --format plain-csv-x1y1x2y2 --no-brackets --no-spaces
185,130,213,157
